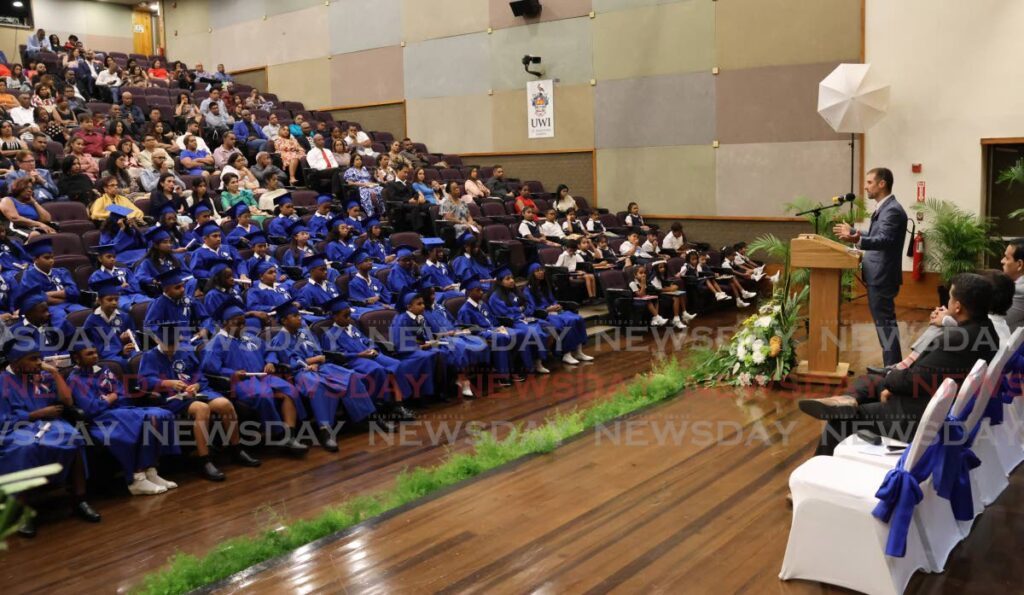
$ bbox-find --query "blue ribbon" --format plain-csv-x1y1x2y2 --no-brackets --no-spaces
931,415,981,521
872,446,935,557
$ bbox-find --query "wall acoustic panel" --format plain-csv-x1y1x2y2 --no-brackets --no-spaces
266,0,323,18
593,0,714,81
716,0,861,70
716,62,847,145
329,46,405,107
488,17,593,92
406,94,494,154
165,0,210,37
210,20,268,71
167,32,211,71
209,0,264,30
593,0,685,14
267,57,333,110
715,140,858,217
595,71,715,148
404,33,491,100
491,84,594,152
82,35,132,55
328,103,408,140
596,145,716,215
488,0,591,30
329,0,402,55
402,0,489,44
263,5,331,67
82,2,134,38
31,0,89,38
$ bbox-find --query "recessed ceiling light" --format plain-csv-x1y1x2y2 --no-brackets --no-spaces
12,1,23,7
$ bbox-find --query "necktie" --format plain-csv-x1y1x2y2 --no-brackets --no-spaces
321,149,332,168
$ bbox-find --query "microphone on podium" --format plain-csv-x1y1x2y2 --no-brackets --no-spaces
831,192,856,204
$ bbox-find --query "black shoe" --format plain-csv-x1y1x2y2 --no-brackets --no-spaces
283,436,309,456
797,398,858,420
512,374,527,382
17,516,36,538
392,406,417,421
73,501,101,523
232,449,261,467
318,428,339,453
200,460,226,482
866,365,892,376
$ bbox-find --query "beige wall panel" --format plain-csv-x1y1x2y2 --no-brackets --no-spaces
402,0,489,43
263,5,330,67
267,57,333,110
167,31,211,69
716,62,846,144
83,35,132,55
488,17,593,92
715,140,859,217
716,0,861,70
0,27,32,69
464,152,595,204
231,69,268,92
593,0,714,81
165,0,210,36
407,95,494,154
327,103,407,139
488,0,592,30
210,21,268,71
329,46,404,107
491,84,594,152
82,1,134,38
597,145,716,215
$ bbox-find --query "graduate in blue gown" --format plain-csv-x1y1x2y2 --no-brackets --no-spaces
135,226,194,293
294,253,342,314
67,337,179,495
88,243,152,311
348,250,395,318
523,262,594,365
487,267,552,374
0,331,100,535
82,278,138,367
0,224,30,270
319,297,423,415
201,258,265,333
421,284,490,371
267,193,303,240
8,291,77,360
19,238,87,327
138,324,260,481
143,268,206,341
361,220,394,268
342,199,368,235
281,219,316,269
456,276,519,386
190,222,240,281
305,195,334,240
391,291,473,398
180,203,215,250
386,245,421,301
246,260,293,314
268,302,377,450
420,237,464,304
451,232,496,291
200,299,309,454
324,219,358,267
0,262,18,314
98,205,148,265
224,203,260,249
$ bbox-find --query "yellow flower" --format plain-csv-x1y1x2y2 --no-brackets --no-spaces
769,336,782,357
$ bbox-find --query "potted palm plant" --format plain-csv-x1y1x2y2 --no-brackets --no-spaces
911,198,1000,305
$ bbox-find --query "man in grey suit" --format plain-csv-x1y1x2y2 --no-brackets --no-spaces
834,168,908,366
1000,240,1024,330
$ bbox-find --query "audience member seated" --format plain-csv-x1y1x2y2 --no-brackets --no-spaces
95,58,123,103
232,109,268,155
140,152,187,194
274,126,306,186
120,91,146,134
6,65,32,94
0,177,55,235
486,165,516,200
623,201,650,232
72,115,106,157
213,64,233,86
662,222,687,253
57,154,96,205
25,28,52,56
174,93,202,132
219,152,261,194
305,133,344,194
0,80,19,111
28,131,59,171
9,93,35,132
343,124,377,158
147,59,168,80
6,150,59,203
552,184,577,214
398,137,430,169
251,150,287,187
105,150,141,194
261,113,282,141
383,163,431,234
343,152,383,218
89,175,144,221
513,185,537,215
138,134,171,171
439,181,479,236
220,172,268,222
555,239,598,298
204,101,233,138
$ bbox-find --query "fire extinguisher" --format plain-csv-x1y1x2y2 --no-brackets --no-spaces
912,232,925,281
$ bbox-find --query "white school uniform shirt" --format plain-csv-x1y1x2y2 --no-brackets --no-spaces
554,250,584,272
662,233,685,251
539,220,565,238
641,240,660,255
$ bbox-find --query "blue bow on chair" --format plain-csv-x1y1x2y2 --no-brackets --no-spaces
872,446,937,557
931,415,981,521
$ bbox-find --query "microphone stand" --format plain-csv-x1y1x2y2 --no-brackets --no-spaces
795,201,846,235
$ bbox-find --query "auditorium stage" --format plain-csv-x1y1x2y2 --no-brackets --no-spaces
4,304,1018,594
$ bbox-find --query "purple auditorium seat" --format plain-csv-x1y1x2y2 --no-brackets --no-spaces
371,131,394,144
272,109,291,121
86,101,112,114
444,295,466,319
262,93,279,103
315,112,333,123
440,168,461,181
156,105,175,122
478,166,494,180
370,142,386,154
387,232,423,251
466,203,490,225
481,224,526,274
28,232,82,256
82,230,102,249
290,190,319,208
524,180,545,193
280,101,305,112
422,168,441,183
412,142,428,154
357,308,397,344
441,154,462,167
481,201,515,224
46,203,94,234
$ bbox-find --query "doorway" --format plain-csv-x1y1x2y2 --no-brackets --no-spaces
132,8,155,55
984,141,1024,239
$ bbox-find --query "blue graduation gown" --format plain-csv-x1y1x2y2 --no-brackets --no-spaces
488,289,550,365
202,285,253,333
424,303,489,370
8,319,76,359
267,214,300,240
68,365,178,482
107,226,147,266
386,265,419,302
89,266,152,311
225,223,259,249
363,239,391,265
135,256,198,299
201,330,306,426
420,261,464,304
388,312,445,392
348,272,393,312
138,346,221,415
325,239,356,266
269,327,376,425
294,279,341,313
21,265,87,326
143,294,202,335
0,370,84,484
305,213,330,240
0,268,17,312
82,308,136,367
343,216,367,235
321,323,430,400
456,299,515,374
190,245,240,280
0,240,29,270
451,254,495,291
524,286,586,354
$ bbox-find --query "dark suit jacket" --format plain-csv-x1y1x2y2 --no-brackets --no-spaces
884,318,999,412
859,195,908,288
382,180,417,203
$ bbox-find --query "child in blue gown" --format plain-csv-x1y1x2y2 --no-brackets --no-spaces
522,263,594,365
19,238,87,327
456,276,519,386
422,285,490,371
486,267,552,375
451,232,496,291
347,250,395,319
88,243,152,311
82,278,138,367
420,237,464,304
391,291,471,398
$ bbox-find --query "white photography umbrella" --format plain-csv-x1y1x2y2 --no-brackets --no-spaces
818,63,890,194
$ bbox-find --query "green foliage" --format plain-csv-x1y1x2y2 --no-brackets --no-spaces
998,158,1024,189
911,198,1000,283
0,464,63,551
136,359,704,595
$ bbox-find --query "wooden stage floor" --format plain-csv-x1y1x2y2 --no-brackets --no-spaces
6,303,1018,594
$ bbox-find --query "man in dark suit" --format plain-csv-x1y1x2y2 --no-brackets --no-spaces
798,273,999,455
382,163,430,234
834,167,908,366
1000,240,1024,331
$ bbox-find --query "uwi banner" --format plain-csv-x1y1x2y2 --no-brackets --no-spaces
527,79,555,139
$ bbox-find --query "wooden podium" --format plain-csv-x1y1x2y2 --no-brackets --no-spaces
789,234,862,384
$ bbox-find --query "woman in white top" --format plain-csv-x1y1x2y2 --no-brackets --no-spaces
464,167,490,200
219,151,262,194
553,184,577,214
554,239,597,299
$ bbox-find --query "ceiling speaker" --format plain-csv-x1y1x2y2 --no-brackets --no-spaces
509,0,542,18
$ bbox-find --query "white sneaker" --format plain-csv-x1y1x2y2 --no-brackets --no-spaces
461,381,475,398
573,348,594,361
562,353,581,365
752,272,764,281
715,292,729,301
682,311,697,322
129,473,167,496
741,290,757,299
768,271,781,284
673,318,687,330
651,315,668,326
145,468,177,490
755,265,765,274
535,363,551,374
736,298,751,308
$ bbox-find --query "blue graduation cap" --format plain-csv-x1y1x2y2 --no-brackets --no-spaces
94,243,118,256
90,276,123,297
229,203,250,220
107,204,134,221
401,291,421,308
324,295,350,314
462,275,483,292
492,266,513,280
159,204,177,217
212,298,246,323
272,301,301,320
144,226,171,245
286,219,308,237
68,333,95,354
247,231,269,246
394,245,416,260
526,262,544,275
344,199,360,211
208,258,234,277
456,232,477,247
365,218,381,229
199,222,222,238
25,238,53,259
2,329,41,362
316,195,333,206
155,268,188,288
302,253,327,270
191,202,212,218
253,260,277,278
14,290,48,313
347,249,373,266
421,237,445,251
274,193,293,208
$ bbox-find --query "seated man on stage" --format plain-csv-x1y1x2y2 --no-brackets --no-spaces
797,273,1000,456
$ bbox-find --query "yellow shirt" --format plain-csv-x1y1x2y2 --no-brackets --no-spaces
89,194,144,221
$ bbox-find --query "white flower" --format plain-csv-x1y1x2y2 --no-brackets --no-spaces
773,305,782,313
755,374,769,386
736,344,747,359
737,372,752,386
755,316,773,328
732,362,741,374
751,349,766,365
